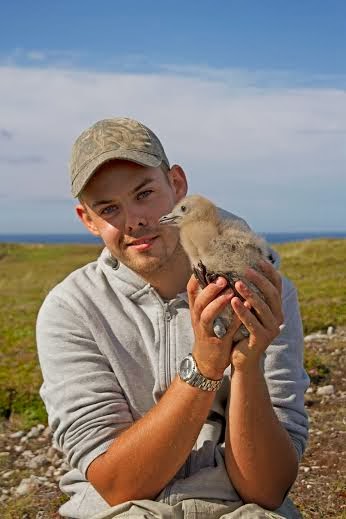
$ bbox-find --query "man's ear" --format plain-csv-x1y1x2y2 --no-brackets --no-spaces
168,165,188,202
75,204,100,237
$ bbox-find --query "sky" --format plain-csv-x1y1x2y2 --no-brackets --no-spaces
1,1,345,233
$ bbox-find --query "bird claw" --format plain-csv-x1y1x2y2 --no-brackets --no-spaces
194,260,233,290
193,263,208,288
194,260,250,340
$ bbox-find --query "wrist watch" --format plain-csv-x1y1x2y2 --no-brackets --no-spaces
178,353,223,392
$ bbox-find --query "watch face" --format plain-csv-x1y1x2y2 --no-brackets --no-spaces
180,356,194,380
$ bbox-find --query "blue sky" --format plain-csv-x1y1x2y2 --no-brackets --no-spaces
1,1,345,233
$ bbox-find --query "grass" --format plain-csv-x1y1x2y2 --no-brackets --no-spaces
0,243,102,429
0,238,345,428
273,238,346,334
2,490,68,519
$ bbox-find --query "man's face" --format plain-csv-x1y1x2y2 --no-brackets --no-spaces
76,160,188,276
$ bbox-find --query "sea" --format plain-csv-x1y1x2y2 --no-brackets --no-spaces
0,232,345,245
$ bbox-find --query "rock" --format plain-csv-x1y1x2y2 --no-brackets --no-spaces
306,387,314,394
52,437,60,450
27,454,50,469
61,461,70,472
54,457,63,467
37,476,48,482
15,475,41,496
45,466,55,477
3,470,15,478
14,445,24,453
304,333,328,342
22,449,34,458
27,426,40,439
42,426,52,439
9,430,25,439
51,453,63,466
327,326,335,336
317,384,335,396
43,481,56,488
0,451,10,458
46,446,58,460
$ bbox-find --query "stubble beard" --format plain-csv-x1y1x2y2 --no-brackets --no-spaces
114,227,185,277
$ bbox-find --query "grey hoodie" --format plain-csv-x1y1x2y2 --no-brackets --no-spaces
36,236,309,519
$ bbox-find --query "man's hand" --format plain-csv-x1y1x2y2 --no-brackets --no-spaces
230,259,284,372
187,275,241,380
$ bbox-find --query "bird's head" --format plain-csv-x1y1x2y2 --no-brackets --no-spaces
159,195,219,228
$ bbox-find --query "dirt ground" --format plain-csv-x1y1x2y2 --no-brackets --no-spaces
0,330,345,518
290,330,346,518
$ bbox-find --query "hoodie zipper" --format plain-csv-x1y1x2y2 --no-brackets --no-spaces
164,303,172,389
163,302,173,503
163,301,192,500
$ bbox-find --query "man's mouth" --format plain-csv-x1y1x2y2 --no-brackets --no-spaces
126,236,158,251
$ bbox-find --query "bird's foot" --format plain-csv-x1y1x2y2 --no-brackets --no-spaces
193,263,208,288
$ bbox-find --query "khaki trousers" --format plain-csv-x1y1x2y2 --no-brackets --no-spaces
91,497,302,519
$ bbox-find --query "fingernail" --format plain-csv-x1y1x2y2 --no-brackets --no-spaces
216,277,226,286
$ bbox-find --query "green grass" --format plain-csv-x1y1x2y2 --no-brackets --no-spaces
273,238,346,334
0,243,102,428
0,238,345,428
1,490,68,519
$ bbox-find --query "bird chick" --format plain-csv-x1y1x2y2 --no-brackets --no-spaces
159,195,271,339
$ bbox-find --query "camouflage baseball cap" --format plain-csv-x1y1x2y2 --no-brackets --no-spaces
70,117,170,197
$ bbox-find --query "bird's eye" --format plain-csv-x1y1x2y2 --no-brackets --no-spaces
181,205,186,212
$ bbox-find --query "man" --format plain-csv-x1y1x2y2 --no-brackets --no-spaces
36,117,309,519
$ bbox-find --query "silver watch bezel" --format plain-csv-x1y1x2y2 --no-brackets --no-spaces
178,354,223,392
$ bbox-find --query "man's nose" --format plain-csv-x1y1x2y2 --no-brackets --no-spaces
125,207,148,232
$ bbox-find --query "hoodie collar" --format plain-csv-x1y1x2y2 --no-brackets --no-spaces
98,247,190,305
98,247,151,298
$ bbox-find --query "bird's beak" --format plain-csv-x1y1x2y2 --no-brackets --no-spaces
158,213,181,225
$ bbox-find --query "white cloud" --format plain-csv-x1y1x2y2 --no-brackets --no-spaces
0,63,345,233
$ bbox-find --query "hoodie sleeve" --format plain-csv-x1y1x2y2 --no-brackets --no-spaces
217,207,251,231
263,276,310,461
36,293,134,478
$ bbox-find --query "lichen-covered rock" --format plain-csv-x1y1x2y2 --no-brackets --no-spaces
15,475,41,496
317,384,335,396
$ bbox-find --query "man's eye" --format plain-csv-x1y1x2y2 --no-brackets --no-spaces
137,190,153,200
101,205,118,215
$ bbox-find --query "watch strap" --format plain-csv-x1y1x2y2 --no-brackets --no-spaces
179,354,223,392
189,371,223,392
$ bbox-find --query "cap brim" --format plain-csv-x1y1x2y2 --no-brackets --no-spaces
72,149,162,198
